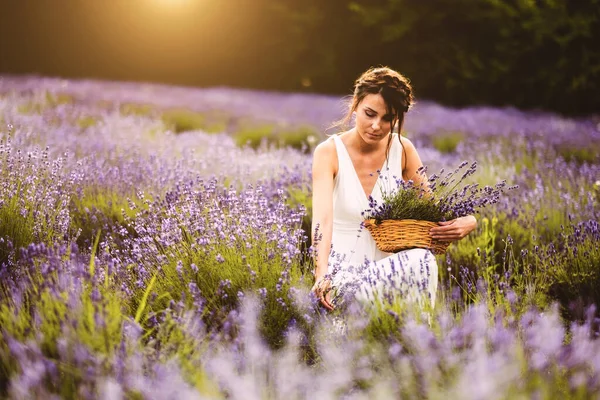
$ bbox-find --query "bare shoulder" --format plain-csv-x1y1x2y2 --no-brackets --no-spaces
313,136,337,164
399,135,418,152
313,136,338,175
314,136,336,155
398,135,423,174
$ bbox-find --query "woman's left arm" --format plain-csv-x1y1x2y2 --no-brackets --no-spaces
429,215,477,241
399,136,477,241
400,136,430,191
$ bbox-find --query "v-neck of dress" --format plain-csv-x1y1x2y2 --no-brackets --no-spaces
337,136,388,203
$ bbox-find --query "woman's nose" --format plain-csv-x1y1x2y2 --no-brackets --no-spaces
372,119,381,130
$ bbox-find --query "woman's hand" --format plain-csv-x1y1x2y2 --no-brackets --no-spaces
429,215,477,241
311,275,335,311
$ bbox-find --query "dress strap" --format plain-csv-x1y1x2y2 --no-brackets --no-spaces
390,132,403,177
332,135,351,176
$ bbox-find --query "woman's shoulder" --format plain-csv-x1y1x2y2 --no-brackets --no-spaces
396,134,419,171
313,129,353,165
312,136,339,174
398,134,419,155
398,134,416,148
314,136,336,156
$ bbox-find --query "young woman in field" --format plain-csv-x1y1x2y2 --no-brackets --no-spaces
311,66,477,310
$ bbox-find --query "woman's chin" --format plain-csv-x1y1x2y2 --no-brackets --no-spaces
365,132,385,141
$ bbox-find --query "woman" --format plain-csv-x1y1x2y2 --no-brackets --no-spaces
311,67,477,310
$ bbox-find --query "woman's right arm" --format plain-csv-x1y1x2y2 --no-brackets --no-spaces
311,139,336,310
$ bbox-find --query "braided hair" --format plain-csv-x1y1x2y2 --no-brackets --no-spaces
337,66,415,169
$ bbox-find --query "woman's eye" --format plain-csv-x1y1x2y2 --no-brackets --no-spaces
365,112,375,117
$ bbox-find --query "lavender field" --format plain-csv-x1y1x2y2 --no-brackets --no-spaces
1,75,600,399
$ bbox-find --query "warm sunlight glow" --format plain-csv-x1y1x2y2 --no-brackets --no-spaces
148,0,201,16
142,0,204,21
153,0,194,6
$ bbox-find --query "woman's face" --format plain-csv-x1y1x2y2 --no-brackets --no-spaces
354,93,394,144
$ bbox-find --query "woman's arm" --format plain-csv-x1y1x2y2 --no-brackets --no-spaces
310,139,337,310
430,215,477,240
400,136,430,192
400,136,477,240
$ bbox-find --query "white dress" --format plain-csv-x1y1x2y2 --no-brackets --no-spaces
328,133,438,308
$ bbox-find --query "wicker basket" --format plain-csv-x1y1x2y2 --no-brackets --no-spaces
363,219,450,255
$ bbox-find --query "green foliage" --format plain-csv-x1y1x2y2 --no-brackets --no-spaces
234,124,276,149
277,125,319,152
76,116,99,129
161,108,207,133
496,212,534,255
556,144,599,165
442,215,500,276
182,248,298,347
354,0,600,114
124,207,306,349
235,124,318,152
69,186,146,249
362,300,406,342
134,274,156,323
284,185,313,272
201,110,232,134
440,211,554,317
0,195,34,265
0,241,222,398
533,207,569,244
149,310,221,396
0,262,125,396
372,187,446,222
545,227,600,319
286,186,312,219
120,103,156,117
0,147,72,264
270,0,600,115
360,294,434,343
17,102,41,115
431,132,464,154
439,203,600,321
47,92,74,106
16,91,73,115
161,108,230,134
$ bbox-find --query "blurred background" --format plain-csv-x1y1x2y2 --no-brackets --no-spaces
1,0,598,116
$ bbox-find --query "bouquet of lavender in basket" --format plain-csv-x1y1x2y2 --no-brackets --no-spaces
362,161,517,254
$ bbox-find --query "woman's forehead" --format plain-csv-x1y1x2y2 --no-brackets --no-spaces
359,94,387,113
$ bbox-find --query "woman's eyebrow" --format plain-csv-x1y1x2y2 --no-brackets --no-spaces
366,107,392,118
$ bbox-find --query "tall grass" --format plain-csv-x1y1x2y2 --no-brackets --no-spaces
0,137,75,266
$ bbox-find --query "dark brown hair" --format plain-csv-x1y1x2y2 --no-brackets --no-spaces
333,66,415,167
342,66,414,132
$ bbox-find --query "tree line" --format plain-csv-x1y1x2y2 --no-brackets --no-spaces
254,0,600,116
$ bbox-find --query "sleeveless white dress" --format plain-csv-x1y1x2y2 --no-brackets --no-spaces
328,133,438,308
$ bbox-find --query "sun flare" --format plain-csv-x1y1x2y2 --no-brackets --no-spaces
153,0,194,5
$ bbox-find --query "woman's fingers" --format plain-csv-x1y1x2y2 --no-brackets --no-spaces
430,226,458,239
312,277,335,311
430,222,454,237
435,220,455,226
430,217,475,240
320,293,335,310
433,230,467,240
319,280,335,310
433,233,462,240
